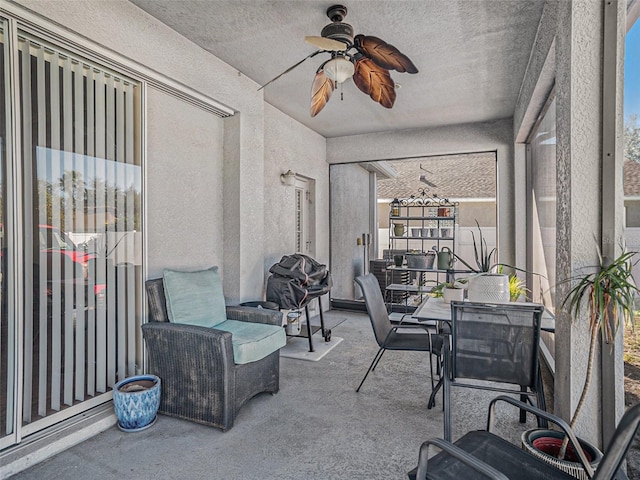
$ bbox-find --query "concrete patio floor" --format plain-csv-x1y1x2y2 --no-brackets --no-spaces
9,310,543,480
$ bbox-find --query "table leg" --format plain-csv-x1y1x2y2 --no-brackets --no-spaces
520,386,527,423
305,304,314,352
318,297,326,334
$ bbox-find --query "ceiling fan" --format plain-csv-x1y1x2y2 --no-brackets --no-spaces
259,4,418,117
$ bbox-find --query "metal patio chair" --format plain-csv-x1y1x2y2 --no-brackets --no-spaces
443,301,546,441
409,395,636,480
354,273,443,394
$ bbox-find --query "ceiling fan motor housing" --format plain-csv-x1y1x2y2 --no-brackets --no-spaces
321,22,354,47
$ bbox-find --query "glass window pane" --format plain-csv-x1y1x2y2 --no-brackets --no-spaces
529,98,557,311
17,33,142,426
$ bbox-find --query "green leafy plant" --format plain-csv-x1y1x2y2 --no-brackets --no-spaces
431,279,467,298
508,274,530,302
556,247,639,459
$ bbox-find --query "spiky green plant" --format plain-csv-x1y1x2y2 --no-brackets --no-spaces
453,220,496,272
556,248,639,459
508,274,530,302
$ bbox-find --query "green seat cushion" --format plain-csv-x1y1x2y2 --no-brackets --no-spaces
216,319,286,364
163,267,227,328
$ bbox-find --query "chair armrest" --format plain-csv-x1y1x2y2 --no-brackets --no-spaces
415,438,509,480
392,324,437,333
389,325,443,355
225,306,282,326
487,396,593,478
141,322,238,424
142,321,235,373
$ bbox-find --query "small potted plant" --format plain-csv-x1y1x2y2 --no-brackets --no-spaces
431,279,467,304
521,247,639,478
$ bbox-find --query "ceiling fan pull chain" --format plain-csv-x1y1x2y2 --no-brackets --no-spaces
340,82,344,101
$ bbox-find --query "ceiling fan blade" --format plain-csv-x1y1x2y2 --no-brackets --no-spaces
354,34,418,74
305,35,348,51
310,70,335,117
353,57,396,108
258,50,324,91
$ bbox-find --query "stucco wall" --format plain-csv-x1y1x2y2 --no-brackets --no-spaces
146,88,224,277
263,104,330,308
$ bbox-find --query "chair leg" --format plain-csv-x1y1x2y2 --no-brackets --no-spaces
428,352,438,391
443,346,452,442
356,347,385,392
519,386,527,423
535,367,548,428
371,348,387,372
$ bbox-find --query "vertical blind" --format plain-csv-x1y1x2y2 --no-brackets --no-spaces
18,34,142,425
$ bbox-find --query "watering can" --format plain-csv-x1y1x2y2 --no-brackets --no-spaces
393,223,405,236
437,247,454,270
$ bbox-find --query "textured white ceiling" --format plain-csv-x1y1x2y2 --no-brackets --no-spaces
130,0,545,138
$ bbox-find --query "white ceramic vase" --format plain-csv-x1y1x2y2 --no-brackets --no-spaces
466,273,510,303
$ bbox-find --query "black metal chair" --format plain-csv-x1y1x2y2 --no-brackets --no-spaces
354,273,443,394
444,301,546,441
409,395,636,480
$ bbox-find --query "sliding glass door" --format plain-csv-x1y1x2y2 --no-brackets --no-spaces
1,20,143,447
0,18,14,448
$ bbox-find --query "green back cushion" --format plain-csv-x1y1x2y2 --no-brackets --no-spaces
163,267,227,328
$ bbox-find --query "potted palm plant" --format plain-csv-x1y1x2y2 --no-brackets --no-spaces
521,247,639,479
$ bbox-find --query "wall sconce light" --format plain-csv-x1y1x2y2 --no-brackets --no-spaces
280,169,296,187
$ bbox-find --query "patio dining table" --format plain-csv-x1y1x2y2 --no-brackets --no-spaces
412,296,555,410
412,296,556,333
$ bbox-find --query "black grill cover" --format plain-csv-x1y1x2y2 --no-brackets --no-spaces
266,254,332,310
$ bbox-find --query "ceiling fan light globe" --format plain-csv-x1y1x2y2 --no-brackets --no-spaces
323,57,354,83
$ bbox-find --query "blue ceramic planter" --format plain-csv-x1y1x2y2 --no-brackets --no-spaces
113,375,161,432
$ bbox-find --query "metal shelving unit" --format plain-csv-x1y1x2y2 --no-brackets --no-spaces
385,192,459,312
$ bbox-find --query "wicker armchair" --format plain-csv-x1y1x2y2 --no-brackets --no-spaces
141,278,283,431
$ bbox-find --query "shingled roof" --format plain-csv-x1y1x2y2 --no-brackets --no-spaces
376,152,497,200
375,155,640,200
625,159,640,196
